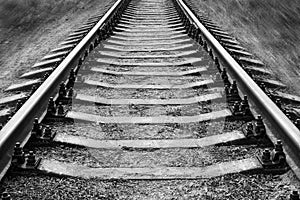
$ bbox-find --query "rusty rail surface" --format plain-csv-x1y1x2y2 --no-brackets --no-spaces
174,0,300,178
0,0,127,180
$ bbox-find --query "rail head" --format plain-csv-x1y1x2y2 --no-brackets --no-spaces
175,0,300,179
0,0,126,181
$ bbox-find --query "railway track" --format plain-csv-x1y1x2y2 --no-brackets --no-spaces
1,0,300,198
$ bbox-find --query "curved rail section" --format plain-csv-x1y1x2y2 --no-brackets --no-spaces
0,0,128,180
174,0,300,178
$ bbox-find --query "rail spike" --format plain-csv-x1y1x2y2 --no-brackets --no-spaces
56,102,65,117
42,125,56,140
30,118,56,144
31,118,43,140
198,35,203,45
11,142,25,166
46,97,56,117
11,147,41,170
209,49,214,58
67,87,74,98
58,82,67,99
242,115,271,145
66,69,76,88
214,57,221,72
203,41,208,51
24,151,41,169
258,140,289,174
220,68,230,87
227,80,240,101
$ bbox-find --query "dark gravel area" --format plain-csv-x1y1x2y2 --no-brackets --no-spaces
73,87,219,99
83,65,205,72
45,119,247,140
85,73,208,85
34,144,260,168
95,57,201,64
102,43,193,50
71,102,227,117
93,49,195,56
2,171,300,199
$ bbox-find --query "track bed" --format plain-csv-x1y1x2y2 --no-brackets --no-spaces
1,0,300,199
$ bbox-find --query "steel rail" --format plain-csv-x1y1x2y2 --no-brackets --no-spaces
176,0,300,178
0,0,125,180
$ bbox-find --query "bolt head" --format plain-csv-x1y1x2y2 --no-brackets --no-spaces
15,142,21,148
262,149,271,162
246,122,253,130
275,140,283,152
